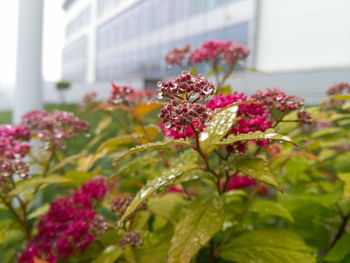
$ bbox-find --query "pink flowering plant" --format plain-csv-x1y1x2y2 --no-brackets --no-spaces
1,40,350,263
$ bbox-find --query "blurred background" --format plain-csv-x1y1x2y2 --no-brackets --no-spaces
0,0,350,122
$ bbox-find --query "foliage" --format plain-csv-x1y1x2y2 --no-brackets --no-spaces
0,39,349,263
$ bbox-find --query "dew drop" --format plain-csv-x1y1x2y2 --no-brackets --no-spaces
199,132,209,141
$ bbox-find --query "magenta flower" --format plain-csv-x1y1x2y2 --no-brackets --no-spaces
222,175,268,196
0,125,31,185
19,177,108,263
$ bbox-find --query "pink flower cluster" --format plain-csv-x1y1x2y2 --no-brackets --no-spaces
0,125,31,184
158,72,215,136
207,92,271,152
297,110,312,124
20,110,89,148
159,121,196,139
82,91,97,103
222,175,268,196
327,82,350,96
157,72,216,101
78,91,98,110
118,231,143,249
111,196,147,220
107,82,135,105
190,40,250,67
19,177,108,263
251,88,304,113
165,44,191,66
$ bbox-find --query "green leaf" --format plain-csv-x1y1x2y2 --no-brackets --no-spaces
227,155,281,191
215,129,296,147
118,163,200,223
220,229,316,263
114,140,192,167
92,245,123,263
168,196,224,263
331,95,350,100
148,194,185,224
9,176,72,197
62,170,95,186
200,102,256,153
134,124,159,144
49,152,87,173
136,240,170,263
135,102,163,119
28,204,50,220
96,134,143,154
250,200,294,222
324,233,350,262
338,173,350,199
95,115,112,135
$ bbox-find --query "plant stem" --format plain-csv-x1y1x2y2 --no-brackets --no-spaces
190,124,221,192
329,210,350,250
135,116,169,167
209,239,216,263
32,143,56,198
0,195,31,240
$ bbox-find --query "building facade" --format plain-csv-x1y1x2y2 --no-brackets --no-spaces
61,0,350,104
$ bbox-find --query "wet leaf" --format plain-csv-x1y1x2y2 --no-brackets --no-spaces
220,229,317,263
168,196,224,263
227,155,281,191
250,200,294,222
114,140,192,167
92,245,123,263
200,102,256,153
135,102,164,119
148,194,185,224
119,163,200,223
215,128,296,147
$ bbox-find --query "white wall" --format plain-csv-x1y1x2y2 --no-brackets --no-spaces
256,0,350,72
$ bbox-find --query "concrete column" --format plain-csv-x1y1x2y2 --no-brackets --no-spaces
13,0,44,123
246,0,260,69
87,0,97,83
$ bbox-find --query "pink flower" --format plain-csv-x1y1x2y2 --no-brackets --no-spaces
107,82,135,104
20,110,89,149
327,82,350,96
222,175,268,196
251,88,304,112
157,72,214,138
165,44,191,66
166,186,184,194
190,40,250,67
19,177,108,263
0,125,31,184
